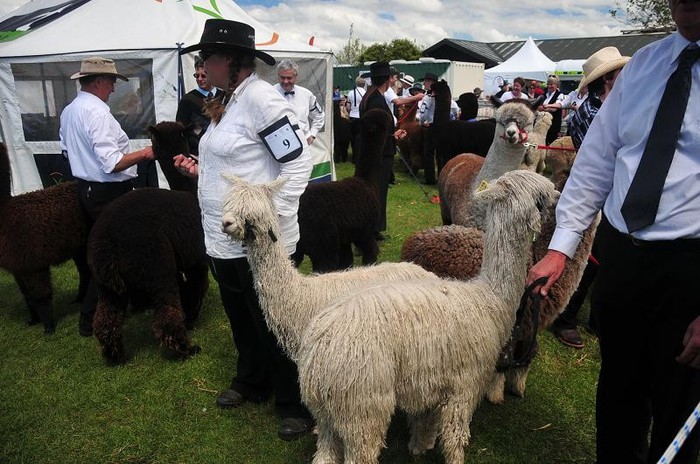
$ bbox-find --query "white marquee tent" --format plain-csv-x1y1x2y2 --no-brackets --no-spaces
0,0,334,194
483,37,556,95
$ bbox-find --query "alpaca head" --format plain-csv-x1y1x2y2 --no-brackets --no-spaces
220,174,287,245
473,170,559,236
148,121,195,160
492,96,544,145
533,111,553,135
430,80,451,100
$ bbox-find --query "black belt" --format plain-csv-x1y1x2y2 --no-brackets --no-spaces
603,216,700,251
77,178,133,187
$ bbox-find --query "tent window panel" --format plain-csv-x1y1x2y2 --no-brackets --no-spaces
11,59,156,142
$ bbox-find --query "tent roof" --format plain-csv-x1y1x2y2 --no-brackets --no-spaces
0,0,323,58
484,37,555,75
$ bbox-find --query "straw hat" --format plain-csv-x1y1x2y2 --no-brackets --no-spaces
400,74,415,86
180,19,275,66
70,57,128,81
579,46,630,89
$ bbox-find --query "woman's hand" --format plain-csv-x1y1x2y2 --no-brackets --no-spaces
394,129,407,140
173,154,199,178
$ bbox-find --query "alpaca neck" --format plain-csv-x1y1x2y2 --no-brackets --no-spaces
156,158,197,195
479,205,533,313
245,220,305,357
0,145,11,209
354,131,385,189
433,93,451,125
473,140,526,188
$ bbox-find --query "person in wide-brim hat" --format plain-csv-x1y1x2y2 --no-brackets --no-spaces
579,46,630,90
70,56,128,81
420,72,439,82
361,62,397,79
180,19,275,66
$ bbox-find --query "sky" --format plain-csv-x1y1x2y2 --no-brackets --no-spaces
0,0,631,54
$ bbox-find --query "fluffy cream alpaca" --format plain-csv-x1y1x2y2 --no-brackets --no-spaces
219,174,440,362
521,111,553,174
299,170,559,464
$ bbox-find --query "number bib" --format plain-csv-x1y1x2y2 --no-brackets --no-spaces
258,116,303,163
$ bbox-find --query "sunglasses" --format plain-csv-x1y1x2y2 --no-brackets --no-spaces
193,73,206,78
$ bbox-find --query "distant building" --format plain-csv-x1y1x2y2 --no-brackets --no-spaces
423,33,670,68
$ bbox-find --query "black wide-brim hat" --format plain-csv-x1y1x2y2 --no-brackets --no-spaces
360,61,395,79
180,19,276,66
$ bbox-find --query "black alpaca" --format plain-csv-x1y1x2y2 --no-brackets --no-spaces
0,143,90,334
89,122,208,363
292,108,389,273
431,80,496,173
333,100,351,163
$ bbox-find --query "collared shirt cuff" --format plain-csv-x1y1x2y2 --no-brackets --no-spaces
548,227,582,259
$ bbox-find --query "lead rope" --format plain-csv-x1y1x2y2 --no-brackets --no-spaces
496,276,549,372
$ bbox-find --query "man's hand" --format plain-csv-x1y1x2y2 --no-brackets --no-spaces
677,316,700,369
526,250,568,297
307,135,316,145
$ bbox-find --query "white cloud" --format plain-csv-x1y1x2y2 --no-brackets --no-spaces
241,0,629,54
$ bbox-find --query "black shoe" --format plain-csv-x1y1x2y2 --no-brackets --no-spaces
552,327,584,349
278,417,314,441
216,389,246,409
78,314,93,337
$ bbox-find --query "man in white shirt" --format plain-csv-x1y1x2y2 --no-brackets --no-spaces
275,59,325,145
59,56,154,337
527,2,700,461
346,76,366,160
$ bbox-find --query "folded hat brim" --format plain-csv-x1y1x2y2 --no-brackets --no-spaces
180,42,276,66
70,71,128,81
579,56,629,89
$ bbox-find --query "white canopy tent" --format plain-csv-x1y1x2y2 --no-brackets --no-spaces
483,37,556,95
0,0,334,194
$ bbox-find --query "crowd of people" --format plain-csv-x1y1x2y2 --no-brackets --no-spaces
56,3,700,460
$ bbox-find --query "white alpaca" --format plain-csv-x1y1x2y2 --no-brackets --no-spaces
439,96,543,227
219,174,440,362
521,111,553,174
299,170,559,464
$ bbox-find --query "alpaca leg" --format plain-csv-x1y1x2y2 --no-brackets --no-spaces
180,262,209,330
407,410,439,455
354,236,379,266
14,269,55,334
338,243,354,269
93,288,129,364
438,393,479,464
153,297,201,359
485,371,506,404
505,364,531,398
312,417,343,464
72,247,90,303
340,418,389,464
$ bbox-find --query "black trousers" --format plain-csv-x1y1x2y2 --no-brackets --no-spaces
209,256,308,419
421,125,436,183
377,156,393,233
591,217,700,463
77,179,134,324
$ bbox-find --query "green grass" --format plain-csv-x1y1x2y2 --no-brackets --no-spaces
0,160,600,463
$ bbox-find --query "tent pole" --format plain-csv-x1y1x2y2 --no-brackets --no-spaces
176,42,184,101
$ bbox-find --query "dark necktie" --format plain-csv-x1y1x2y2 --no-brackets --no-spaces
620,45,700,232
284,90,295,96
206,92,213,99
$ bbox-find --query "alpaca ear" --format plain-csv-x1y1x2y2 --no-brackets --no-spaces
490,95,503,108
221,172,246,187
530,95,545,111
268,176,289,194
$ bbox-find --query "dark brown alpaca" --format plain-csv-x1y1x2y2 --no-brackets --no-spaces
89,122,208,363
291,108,388,272
0,143,90,334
